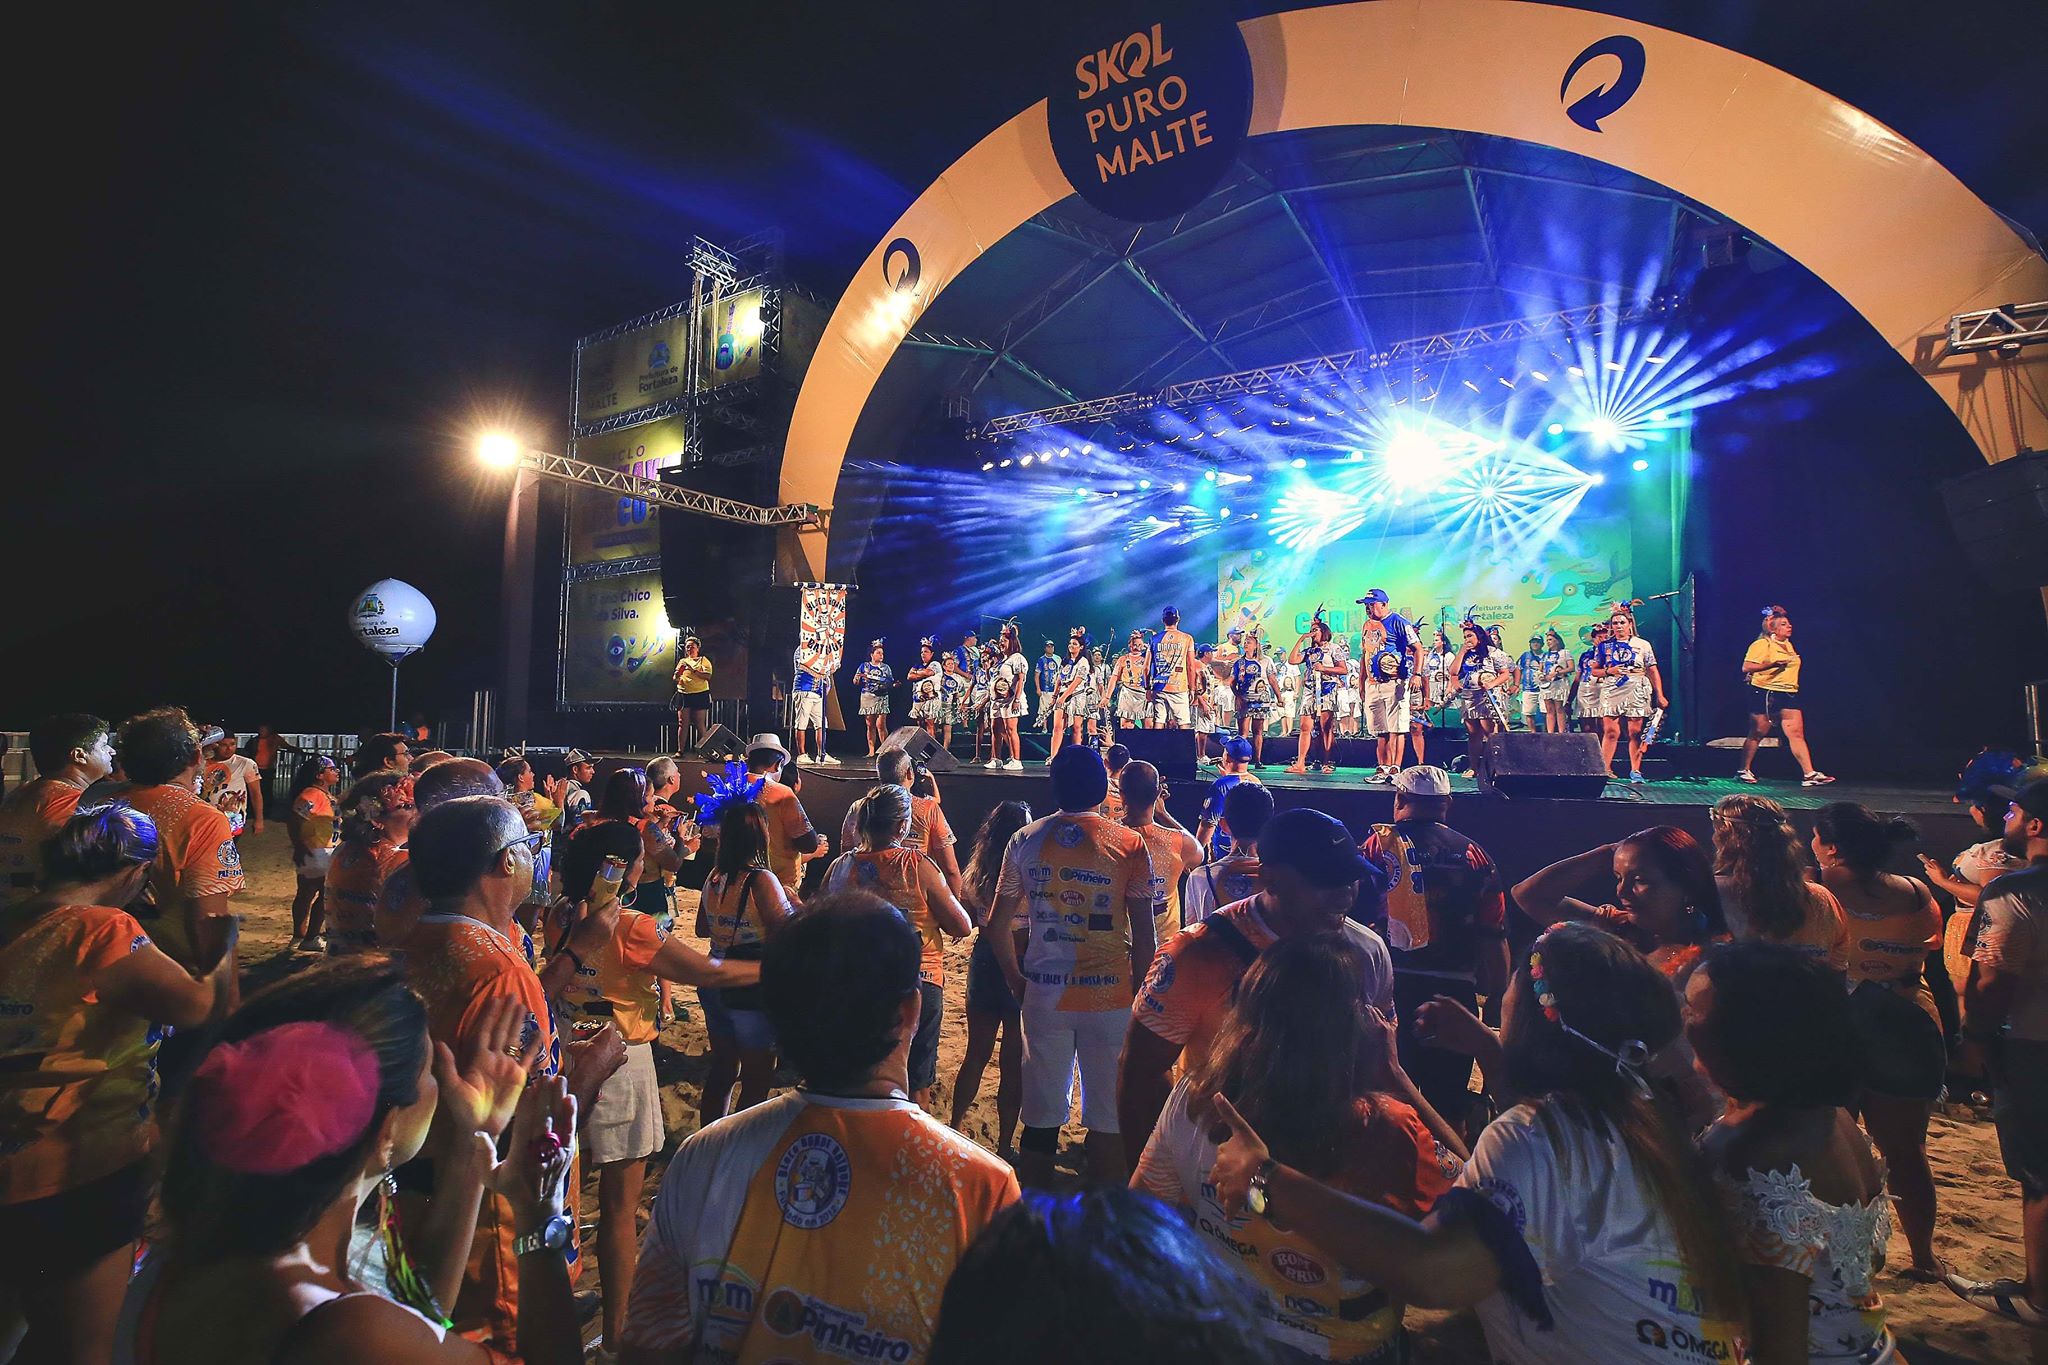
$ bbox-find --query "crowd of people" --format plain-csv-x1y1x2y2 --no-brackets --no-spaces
0,706,2041,1363
771,600,1834,790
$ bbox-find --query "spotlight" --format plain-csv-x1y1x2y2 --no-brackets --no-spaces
1172,481,1187,491
1019,454,1034,467
1589,472,1607,485
1645,354,1667,364
1462,380,1480,392
1568,365,1585,377
999,459,1012,468
1138,479,1152,489
981,461,996,471
1586,417,1622,451
1289,458,1306,469
1604,360,1623,372
1380,427,1453,492
1631,458,1650,472
477,433,523,469
1073,487,1087,496
1204,471,1217,482
1531,370,1550,382
1219,507,1231,517
1546,423,1565,436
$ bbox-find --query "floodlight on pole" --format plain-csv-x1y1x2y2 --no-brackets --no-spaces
478,432,524,469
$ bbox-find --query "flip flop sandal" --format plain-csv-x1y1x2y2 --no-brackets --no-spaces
1944,1272,2048,1326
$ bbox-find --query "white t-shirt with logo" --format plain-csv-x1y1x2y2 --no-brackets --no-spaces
1456,1102,1742,1365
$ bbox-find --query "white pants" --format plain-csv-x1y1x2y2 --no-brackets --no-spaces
791,692,824,730
1019,995,1125,1131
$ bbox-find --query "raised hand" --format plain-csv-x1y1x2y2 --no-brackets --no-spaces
437,995,529,1140
1204,1093,1272,1219
1415,995,1495,1056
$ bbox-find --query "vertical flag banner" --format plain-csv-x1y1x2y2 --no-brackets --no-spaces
797,585,849,676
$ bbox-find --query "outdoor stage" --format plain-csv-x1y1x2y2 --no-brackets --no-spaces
635,749,1984,902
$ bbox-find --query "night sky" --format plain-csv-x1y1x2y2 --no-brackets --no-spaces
20,0,2044,736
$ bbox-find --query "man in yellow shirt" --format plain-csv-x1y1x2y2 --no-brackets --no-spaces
1737,606,1833,787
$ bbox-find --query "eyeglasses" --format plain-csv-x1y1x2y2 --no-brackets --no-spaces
499,830,549,856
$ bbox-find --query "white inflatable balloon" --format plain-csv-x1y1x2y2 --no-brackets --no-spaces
349,579,437,658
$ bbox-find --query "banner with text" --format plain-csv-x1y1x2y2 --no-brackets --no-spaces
561,570,680,705
567,415,692,564
797,584,848,677
575,311,691,427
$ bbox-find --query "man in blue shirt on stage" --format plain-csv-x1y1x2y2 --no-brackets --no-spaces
1357,589,1424,784
790,643,838,766
1034,640,1061,733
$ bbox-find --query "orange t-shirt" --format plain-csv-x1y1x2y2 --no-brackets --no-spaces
403,912,564,1348
291,788,338,856
0,778,86,910
825,847,947,985
324,838,409,950
0,905,160,1203
756,779,814,894
994,811,1152,1011
1134,821,1192,944
117,782,243,968
560,910,669,1046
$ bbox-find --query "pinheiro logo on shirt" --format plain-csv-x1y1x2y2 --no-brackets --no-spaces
761,1286,916,1362
775,1133,852,1230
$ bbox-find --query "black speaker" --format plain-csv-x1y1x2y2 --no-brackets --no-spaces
1118,728,1198,782
1477,732,1610,799
689,725,746,761
878,725,955,772
1941,451,2048,585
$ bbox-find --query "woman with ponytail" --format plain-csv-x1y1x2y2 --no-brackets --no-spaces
1711,794,1848,968
123,956,581,1364
1203,923,1747,1365
1812,802,1949,1280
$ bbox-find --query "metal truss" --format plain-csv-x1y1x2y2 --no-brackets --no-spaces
974,297,1679,437
1948,302,2048,354
518,449,821,527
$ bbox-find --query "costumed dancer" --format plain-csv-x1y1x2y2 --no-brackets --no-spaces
789,640,837,765
853,638,894,757
969,644,997,766
1208,646,1236,754
1286,610,1344,776
908,636,943,739
1572,620,1608,733
1231,629,1277,769
1737,605,1833,787
1516,634,1546,733
938,651,969,754
1047,629,1097,762
989,620,1028,770
1033,639,1061,733
1109,630,1151,742
1090,645,1112,739
1335,636,1361,738
671,633,713,754
1275,649,1301,738
1453,617,1514,782
1147,605,1200,729
1539,627,1572,733
1404,617,1431,769
1192,644,1221,765
1591,604,1667,784
1357,590,1423,784
1486,624,1517,731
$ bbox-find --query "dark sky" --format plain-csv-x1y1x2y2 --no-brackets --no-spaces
20,0,2044,735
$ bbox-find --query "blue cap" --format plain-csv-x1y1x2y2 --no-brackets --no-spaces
1355,588,1389,606
1223,737,1254,762
1259,809,1382,889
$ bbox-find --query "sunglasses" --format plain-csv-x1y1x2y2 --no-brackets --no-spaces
499,830,549,856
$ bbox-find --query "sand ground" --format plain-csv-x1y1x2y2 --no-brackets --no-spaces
233,826,2042,1362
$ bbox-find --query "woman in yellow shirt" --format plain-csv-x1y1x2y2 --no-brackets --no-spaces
1737,605,1832,787
671,635,714,754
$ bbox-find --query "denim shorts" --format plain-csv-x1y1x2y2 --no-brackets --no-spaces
700,987,777,1051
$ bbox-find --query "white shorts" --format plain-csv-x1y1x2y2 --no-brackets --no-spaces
1364,681,1410,736
584,1040,662,1165
1019,996,1125,1132
1115,687,1149,725
1520,690,1540,719
791,691,824,729
1605,677,1653,719
1336,688,1359,717
1147,691,1192,728
296,847,333,880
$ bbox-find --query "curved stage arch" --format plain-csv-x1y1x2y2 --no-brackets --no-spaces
780,0,2046,580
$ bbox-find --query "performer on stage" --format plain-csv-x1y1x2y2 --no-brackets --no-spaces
1047,630,1098,761
1572,621,1608,733
1033,639,1061,733
970,643,998,766
1539,627,1573,733
1335,636,1362,738
1207,646,1236,751
1591,605,1668,784
790,640,837,765
1147,605,1200,728
1285,612,1345,776
853,638,894,757
1517,635,1547,732
1274,650,1301,738
908,636,943,739
1454,619,1514,780
1737,605,1833,787
938,650,969,753
670,634,713,754
1108,630,1151,741
1192,644,1222,764
1230,630,1278,768
1090,644,1112,738
1357,589,1424,783
955,628,980,675
989,621,1028,770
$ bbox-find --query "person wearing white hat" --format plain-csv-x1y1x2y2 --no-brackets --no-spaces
743,734,825,896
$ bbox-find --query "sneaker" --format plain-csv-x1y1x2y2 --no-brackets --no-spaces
305,934,328,954
1942,1273,2047,1328
1003,759,1023,771
1628,771,1645,785
1733,769,1758,783
1801,771,1835,787
821,753,842,766
795,753,815,765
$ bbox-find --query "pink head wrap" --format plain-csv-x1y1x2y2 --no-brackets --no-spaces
189,1021,383,1174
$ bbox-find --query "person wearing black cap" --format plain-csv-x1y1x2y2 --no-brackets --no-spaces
1121,807,1394,1157
1948,779,2048,1326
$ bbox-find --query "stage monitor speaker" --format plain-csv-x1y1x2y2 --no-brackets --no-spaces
1118,729,1198,783
689,725,746,761
1477,732,1610,800
1941,451,2048,586
879,725,956,772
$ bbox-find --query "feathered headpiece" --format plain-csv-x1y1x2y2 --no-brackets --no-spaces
692,759,765,828
1069,625,1090,649
919,635,938,651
